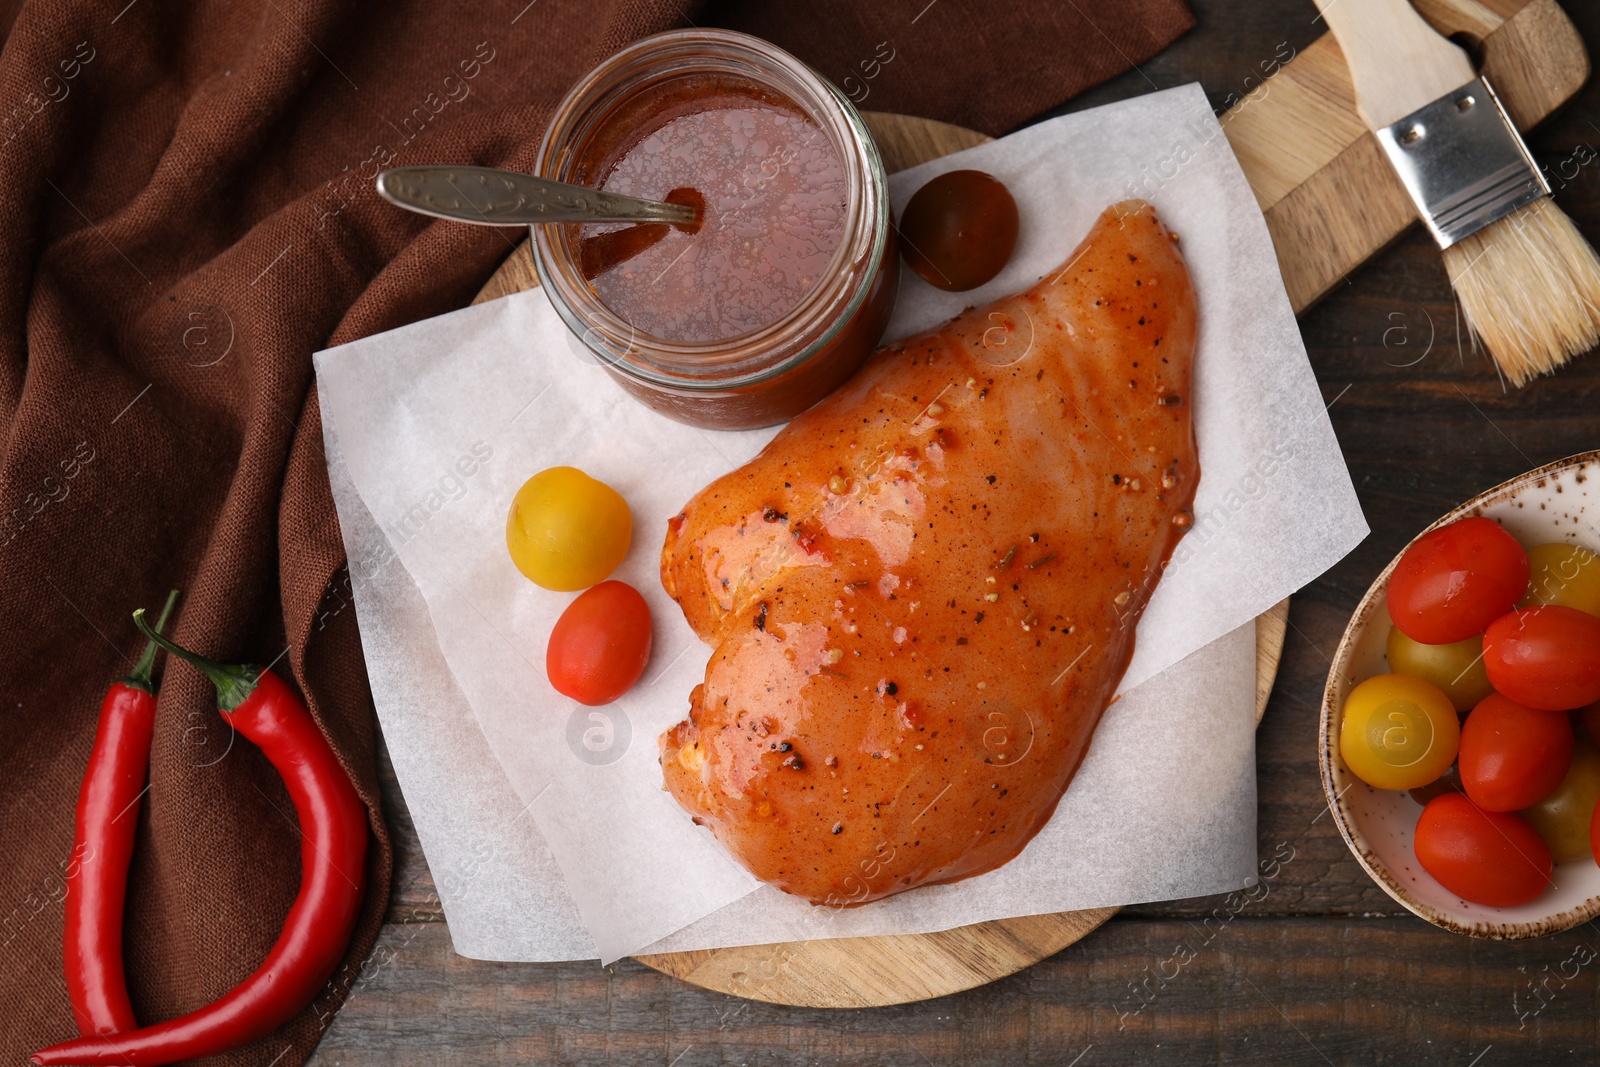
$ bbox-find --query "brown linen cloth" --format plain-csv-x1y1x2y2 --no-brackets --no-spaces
0,0,1192,1063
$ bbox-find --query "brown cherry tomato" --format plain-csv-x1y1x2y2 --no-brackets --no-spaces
1414,793,1551,907
1581,700,1600,744
1408,763,1463,806
1458,693,1573,812
897,169,1019,292
1522,738,1600,863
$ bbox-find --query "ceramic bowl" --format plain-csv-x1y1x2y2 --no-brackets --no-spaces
1320,450,1600,938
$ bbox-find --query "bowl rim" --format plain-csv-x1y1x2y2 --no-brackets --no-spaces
1318,448,1600,939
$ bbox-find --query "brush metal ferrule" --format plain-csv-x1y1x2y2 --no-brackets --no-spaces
1374,76,1549,249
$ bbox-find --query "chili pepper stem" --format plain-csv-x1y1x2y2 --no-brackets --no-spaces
122,589,179,693
132,608,260,712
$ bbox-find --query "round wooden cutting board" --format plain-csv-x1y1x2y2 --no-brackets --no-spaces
470,112,1291,1008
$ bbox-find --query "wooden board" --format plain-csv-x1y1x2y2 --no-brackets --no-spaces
461,0,1584,1009
470,111,1293,1008
633,602,1287,1009
1221,0,1589,313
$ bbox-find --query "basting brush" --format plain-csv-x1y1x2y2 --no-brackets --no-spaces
1313,0,1600,386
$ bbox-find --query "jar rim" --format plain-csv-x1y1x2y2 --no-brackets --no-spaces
532,29,889,393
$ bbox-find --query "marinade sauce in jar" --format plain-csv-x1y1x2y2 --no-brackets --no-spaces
534,30,899,431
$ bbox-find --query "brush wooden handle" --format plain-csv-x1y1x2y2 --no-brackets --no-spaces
1312,0,1476,128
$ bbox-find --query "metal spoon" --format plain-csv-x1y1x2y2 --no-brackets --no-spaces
374,165,698,227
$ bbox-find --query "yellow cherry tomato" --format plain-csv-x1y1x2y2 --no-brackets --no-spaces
1339,673,1460,791
1384,627,1493,713
506,466,631,591
1521,542,1600,617
1522,737,1600,862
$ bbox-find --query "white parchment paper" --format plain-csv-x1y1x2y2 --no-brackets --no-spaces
315,83,1367,963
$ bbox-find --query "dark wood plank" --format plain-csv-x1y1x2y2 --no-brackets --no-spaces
342,0,1600,1060
312,917,1599,1064
1036,0,1329,123
377,732,447,924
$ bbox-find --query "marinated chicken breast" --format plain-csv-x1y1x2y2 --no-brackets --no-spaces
660,200,1198,905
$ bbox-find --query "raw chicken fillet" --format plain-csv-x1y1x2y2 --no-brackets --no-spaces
660,201,1198,905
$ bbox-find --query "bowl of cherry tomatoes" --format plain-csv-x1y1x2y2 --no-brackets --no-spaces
1320,450,1600,938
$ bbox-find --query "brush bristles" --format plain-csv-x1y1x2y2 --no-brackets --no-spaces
1441,200,1600,387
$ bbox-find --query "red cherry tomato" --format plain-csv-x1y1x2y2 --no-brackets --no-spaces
546,581,653,706
1482,605,1600,711
1414,793,1551,907
1387,517,1529,644
1458,693,1573,811
1591,793,1600,865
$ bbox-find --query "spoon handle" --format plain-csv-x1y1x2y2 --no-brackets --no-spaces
375,165,697,227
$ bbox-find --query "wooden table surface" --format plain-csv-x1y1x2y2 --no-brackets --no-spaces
312,2,1600,1063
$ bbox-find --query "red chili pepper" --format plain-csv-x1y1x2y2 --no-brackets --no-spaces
35,611,369,1067
64,590,178,1037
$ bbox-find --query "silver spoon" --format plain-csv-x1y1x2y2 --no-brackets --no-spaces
375,165,698,227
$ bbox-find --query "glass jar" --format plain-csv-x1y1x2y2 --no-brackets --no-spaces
533,29,898,431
